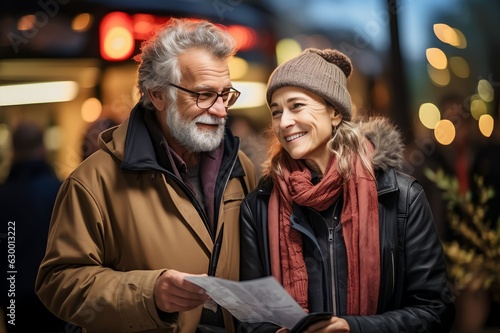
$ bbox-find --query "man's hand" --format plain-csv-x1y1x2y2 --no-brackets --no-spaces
154,269,210,313
305,317,350,332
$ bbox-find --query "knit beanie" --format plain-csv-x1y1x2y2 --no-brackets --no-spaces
266,48,353,120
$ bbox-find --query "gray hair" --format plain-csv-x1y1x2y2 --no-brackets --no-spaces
134,18,237,110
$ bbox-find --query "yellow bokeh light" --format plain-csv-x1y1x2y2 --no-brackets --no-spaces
72,13,93,32
478,114,494,137
44,126,61,151
81,97,102,123
433,23,466,49
433,23,459,46
0,81,78,106
427,65,450,87
477,79,494,102
434,119,455,145
419,103,441,129
449,56,469,78
453,28,467,49
470,98,487,120
231,81,267,109
426,48,447,70
276,38,302,65
228,57,249,80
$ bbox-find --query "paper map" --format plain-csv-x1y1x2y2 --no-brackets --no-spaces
184,275,307,329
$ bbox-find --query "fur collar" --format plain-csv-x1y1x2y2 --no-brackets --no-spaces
358,117,405,171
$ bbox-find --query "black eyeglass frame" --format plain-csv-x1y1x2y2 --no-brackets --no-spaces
168,82,241,109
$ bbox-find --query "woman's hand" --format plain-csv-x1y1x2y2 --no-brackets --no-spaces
304,317,350,332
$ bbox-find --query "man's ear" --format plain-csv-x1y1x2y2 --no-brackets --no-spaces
147,90,167,111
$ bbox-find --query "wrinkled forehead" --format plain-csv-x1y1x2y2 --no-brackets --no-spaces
179,49,230,85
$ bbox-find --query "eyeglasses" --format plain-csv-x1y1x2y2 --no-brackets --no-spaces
168,82,241,109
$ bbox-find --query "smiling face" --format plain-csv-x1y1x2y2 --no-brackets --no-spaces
270,86,342,174
148,47,233,158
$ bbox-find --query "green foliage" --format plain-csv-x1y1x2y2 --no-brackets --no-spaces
425,168,500,301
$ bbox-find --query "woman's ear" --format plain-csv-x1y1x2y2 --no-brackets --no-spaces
147,90,167,112
330,109,343,127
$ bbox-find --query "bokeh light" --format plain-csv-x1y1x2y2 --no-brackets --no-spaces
419,103,441,129
434,119,455,145
452,28,467,49
470,98,488,120
72,13,93,31
433,23,459,46
228,57,249,80
477,79,494,102
81,97,102,123
478,114,494,137
227,25,257,51
427,65,450,87
276,38,302,65
17,15,35,31
449,56,469,78
426,47,447,69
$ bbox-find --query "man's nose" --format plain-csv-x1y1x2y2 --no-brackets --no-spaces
207,96,228,118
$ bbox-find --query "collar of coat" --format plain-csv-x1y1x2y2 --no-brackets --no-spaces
97,103,245,179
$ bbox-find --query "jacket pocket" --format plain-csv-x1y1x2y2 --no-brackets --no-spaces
223,192,245,209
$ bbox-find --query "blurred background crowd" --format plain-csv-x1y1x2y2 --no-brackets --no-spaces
1,0,499,332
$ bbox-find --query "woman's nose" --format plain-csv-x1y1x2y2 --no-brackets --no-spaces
280,109,295,129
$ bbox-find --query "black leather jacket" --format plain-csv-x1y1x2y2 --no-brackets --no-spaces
239,168,455,333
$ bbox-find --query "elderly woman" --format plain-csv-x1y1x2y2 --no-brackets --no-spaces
238,48,455,332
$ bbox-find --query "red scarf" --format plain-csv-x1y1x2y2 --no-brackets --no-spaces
268,149,380,315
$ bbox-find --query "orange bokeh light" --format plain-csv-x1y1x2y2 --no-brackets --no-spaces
226,25,257,51
100,12,134,61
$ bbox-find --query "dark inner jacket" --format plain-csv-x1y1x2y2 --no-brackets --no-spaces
131,105,250,328
239,118,456,333
123,104,249,241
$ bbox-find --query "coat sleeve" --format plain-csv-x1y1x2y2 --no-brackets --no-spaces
35,177,173,332
342,182,456,333
237,195,281,333
240,197,268,280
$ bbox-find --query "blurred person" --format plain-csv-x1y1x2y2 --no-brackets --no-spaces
81,117,118,160
238,48,455,332
0,121,66,333
36,18,256,333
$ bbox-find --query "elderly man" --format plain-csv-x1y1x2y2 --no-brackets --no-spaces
36,18,256,333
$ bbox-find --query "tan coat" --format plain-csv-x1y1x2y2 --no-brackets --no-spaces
36,106,257,333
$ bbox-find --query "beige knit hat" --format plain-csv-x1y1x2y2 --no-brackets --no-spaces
266,48,353,120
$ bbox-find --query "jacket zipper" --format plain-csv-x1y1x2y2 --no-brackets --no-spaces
213,140,240,226
390,248,395,296
329,216,338,317
207,140,240,277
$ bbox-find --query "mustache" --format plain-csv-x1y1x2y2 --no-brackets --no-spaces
194,114,226,126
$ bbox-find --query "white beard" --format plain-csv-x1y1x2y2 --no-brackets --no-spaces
166,104,225,152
